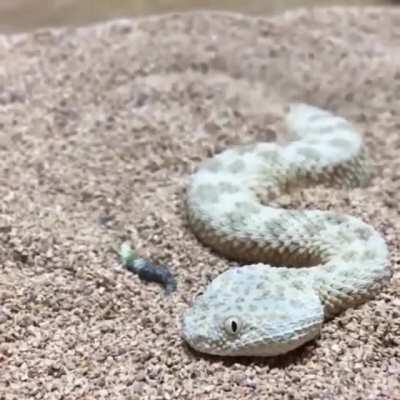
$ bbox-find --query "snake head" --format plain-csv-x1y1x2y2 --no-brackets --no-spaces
182,265,323,357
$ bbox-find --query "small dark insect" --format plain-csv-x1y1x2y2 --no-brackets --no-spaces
120,243,177,295
128,258,177,295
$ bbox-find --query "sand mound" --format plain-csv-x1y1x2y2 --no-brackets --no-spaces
0,7,399,400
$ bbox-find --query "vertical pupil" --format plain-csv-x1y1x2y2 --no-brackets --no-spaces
231,320,237,332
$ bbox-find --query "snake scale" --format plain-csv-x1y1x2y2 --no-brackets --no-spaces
181,103,392,357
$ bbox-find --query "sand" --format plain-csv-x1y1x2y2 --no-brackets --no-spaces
0,1,396,33
0,6,399,400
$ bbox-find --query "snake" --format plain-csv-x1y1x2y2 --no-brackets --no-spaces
181,103,392,357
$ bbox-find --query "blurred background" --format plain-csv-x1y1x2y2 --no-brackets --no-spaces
0,0,396,33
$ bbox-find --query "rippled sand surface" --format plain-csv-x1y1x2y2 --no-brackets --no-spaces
0,0,393,32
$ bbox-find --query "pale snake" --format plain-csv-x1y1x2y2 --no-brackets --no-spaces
182,103,392,357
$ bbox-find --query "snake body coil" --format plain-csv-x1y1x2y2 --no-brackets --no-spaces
182,104,392,357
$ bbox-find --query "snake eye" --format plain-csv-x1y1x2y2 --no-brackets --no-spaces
224,317,241,336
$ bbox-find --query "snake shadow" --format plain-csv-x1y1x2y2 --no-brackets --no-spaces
181,337,320,369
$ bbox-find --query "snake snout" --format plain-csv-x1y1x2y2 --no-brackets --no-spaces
181,310,216,354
